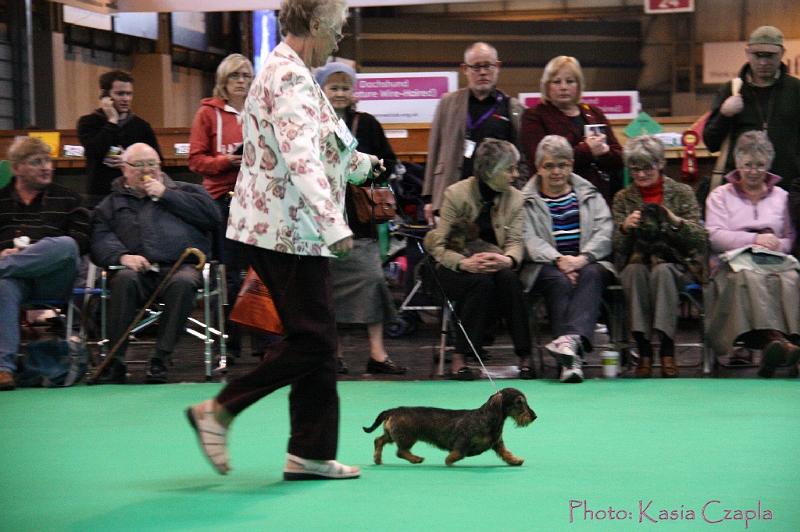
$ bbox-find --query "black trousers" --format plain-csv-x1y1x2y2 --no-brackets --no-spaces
435,265,531,358
107,265,200,360
216,246,340,460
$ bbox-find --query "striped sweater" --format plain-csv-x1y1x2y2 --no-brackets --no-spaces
540,189,581,255
0,179,90,253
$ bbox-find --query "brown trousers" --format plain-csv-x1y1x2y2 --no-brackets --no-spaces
216,246,340,460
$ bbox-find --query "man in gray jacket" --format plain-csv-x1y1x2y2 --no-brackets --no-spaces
90,143,221,384
422,42,524,224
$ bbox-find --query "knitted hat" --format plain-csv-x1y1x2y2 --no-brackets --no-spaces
314,61,356,86
748,26,784,48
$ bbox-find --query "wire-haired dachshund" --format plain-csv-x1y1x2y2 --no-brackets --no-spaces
363,387,536,466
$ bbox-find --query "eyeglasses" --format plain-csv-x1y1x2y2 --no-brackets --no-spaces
325,24,344,43
628,165,658,174
540,161,571,171
124,160,160,169
740,162,768,172
228,72,253,81
22,156,53,167
464,62,499,73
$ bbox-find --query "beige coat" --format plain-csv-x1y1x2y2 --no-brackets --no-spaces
424,176,525,271
422,88,523,211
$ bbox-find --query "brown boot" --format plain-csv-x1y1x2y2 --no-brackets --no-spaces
636,356,652,378
0,370,15,391
661,356,679,378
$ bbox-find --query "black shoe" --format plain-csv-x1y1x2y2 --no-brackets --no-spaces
145,359,168,384
518,366,536,380
93,358,127,384
336,357,349,375
449,366,476,381
366,357,407,375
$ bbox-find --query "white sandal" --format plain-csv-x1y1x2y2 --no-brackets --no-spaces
186,400,230,475
283,453,360,481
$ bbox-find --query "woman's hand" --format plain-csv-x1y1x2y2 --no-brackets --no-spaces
368,155,385,177
754,233,781,251
458,252,511,273
584,133,609,157
226,154,242,167
623,210,641,232
556,255,588,274
330,236,353,258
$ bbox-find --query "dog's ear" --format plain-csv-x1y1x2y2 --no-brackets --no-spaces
489,391,504,411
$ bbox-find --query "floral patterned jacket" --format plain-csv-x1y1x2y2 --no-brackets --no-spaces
226,42,372,257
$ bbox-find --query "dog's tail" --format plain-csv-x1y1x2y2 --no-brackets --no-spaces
362,411,389,433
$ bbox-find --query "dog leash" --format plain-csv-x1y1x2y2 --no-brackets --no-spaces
399,234,499,392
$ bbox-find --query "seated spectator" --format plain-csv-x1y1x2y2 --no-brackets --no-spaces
90,143,221,384
705,131,799,378
520,135,615,384
612,135,707,378
424,138,532,380
520,56,624,205
0,137,89,391
315,61,405,375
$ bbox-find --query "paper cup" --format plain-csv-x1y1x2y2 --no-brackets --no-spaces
601,351,619,378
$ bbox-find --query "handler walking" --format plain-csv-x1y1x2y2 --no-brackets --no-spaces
186,0,383,480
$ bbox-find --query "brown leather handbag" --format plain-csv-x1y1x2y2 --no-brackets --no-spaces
349,182,397,224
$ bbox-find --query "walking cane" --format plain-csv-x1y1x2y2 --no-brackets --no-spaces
87,247,207,384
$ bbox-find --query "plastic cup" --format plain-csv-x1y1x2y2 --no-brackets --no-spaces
601,351,619,378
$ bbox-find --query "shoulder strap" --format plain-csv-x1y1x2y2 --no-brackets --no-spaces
710,77,743,190
349,112,361,136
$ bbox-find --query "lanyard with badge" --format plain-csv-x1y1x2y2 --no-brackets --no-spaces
312,75,359,152
463,92,503,159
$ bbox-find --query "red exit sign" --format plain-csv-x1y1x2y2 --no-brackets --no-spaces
645,0,695,13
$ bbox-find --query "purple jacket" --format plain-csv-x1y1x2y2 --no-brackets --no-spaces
706,170,795,268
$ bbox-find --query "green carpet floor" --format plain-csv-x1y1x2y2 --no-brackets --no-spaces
1,380,799,531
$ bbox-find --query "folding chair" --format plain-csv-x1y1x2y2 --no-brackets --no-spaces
24,262,107,351
102,261,228,380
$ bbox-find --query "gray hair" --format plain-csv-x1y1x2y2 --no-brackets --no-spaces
540,56,584,105
624,135,665,168
733,130,775,168
463,42,499,64
473,139,519,182
535,135,574,167
213,54,254,101
279,0,348,38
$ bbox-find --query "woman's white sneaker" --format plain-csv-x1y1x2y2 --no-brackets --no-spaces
283,453,361,481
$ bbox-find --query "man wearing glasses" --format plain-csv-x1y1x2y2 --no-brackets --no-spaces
0,137,89,391
703,26,800,189
77,70,163,206
90,143,220,384
423,42,525,225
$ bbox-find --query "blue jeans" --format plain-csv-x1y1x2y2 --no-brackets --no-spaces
0,237,80,373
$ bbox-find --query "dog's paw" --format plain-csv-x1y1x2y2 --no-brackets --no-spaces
505,456,524,466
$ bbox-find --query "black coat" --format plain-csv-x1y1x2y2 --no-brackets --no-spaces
77,110,163,197
90,175,221,267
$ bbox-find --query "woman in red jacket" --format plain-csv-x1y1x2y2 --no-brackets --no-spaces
520,56,624,205
189,53,273,359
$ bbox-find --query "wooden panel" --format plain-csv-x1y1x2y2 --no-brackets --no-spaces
0,116,713,170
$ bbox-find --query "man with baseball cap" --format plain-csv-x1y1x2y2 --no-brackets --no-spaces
703,25,800,188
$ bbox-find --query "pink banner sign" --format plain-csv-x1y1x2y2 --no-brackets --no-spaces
354,76,451,101
519,91,640,120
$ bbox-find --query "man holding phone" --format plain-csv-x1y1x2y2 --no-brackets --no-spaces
77,70,162,206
